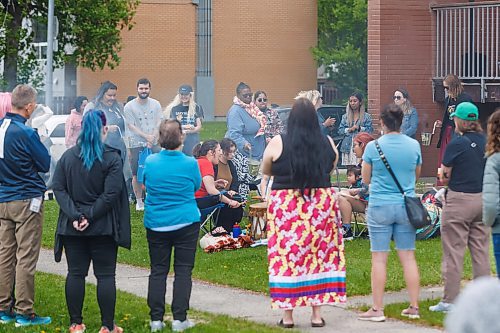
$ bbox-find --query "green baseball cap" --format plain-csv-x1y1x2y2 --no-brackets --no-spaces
450,102,478,120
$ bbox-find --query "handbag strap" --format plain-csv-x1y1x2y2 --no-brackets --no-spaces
374,140,405,196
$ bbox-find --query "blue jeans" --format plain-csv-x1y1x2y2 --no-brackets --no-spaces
366,204,416,252
493,234,500,279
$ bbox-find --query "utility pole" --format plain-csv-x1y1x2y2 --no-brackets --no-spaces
45,0,54,108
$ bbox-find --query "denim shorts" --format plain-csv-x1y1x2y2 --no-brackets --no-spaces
366,204,416,252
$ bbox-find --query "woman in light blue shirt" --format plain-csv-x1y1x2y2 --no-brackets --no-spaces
393,88,418,138
142,119,201,332
225,82,266,199
359,104,422,322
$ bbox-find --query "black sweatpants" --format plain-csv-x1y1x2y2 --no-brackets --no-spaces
62,236,118,330
146,223,199,322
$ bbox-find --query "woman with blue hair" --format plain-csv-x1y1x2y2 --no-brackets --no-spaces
52,109,131,333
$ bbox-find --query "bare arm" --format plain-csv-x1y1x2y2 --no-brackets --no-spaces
127,123,152,140
261,135,282,177
439,164,453,186
260,174,270,198
415,164,421,180
361,161,372,185
202,175,240,207
327,135,339,173
192,117,202,133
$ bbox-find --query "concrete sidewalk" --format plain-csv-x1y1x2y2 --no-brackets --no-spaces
36,248,443,333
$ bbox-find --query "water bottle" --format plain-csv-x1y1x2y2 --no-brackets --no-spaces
232,223,241,238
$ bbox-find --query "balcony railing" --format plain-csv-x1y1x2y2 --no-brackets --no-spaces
432,2,500,80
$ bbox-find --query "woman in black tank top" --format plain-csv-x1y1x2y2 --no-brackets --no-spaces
261,98,345,329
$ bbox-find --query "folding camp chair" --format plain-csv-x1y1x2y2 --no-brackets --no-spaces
352,212,368,238
196,194,225,234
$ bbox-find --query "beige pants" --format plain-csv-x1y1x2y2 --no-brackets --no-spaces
441,190,491,303
0,199,43,315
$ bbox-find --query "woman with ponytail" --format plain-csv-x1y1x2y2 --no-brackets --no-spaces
52,109,131,333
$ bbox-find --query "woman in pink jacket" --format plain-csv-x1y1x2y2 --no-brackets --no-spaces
65,96,88,148
0,92,11,119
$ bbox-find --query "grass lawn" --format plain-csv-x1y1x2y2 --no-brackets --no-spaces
200,121,227,141
40,119,493,316
42,200,489,296
0,272,292,333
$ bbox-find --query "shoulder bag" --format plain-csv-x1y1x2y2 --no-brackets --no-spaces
374,140,431,229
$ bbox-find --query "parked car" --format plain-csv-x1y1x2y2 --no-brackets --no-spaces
275,104,346,146
44,114,69,161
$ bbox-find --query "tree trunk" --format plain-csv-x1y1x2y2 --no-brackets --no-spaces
4,3,23,91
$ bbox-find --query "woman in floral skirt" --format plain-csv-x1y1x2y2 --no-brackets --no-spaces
261,97,345,329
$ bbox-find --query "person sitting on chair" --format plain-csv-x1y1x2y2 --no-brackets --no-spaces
213,138,244,232
193,140,243,231
345,166,369,198
337,132,374,240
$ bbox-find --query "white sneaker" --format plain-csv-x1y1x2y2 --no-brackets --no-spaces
150,320,165,332
135,200,144,211
429,301,453,312
171,319,195,332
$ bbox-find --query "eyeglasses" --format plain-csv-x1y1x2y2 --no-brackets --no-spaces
242,93,253,99
443,86,449,90
180,93,191,97
393,95,403,100
257,98,267,103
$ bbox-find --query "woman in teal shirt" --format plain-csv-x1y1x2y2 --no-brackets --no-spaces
142,119,201,332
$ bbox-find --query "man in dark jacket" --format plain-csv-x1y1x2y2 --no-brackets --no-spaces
0,84,52,326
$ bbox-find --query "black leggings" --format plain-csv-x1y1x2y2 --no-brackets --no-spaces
62,236,118,330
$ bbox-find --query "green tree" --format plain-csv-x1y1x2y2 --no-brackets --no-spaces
313,0,367,100
0,0,139,90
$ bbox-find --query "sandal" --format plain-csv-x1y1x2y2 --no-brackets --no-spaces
311,318,326,327
277,319,294,329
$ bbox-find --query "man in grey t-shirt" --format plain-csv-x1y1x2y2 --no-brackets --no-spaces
124,78,162,211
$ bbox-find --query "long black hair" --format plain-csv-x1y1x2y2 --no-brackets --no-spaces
285,98,332,192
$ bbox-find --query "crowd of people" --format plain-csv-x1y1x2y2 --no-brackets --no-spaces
0,75,499,333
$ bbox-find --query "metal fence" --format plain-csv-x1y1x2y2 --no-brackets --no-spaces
37,94,73,115
433,2,500,80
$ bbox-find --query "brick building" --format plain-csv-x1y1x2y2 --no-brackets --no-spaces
368,0,500,176
77,0,317,120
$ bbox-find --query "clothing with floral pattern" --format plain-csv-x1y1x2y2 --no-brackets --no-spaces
267,187,346,309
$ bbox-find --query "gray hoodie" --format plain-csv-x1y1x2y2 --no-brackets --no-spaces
482,152,500,233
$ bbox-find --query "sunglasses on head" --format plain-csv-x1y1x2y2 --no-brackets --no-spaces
242,93,253,98
444,86,449,90
393,95,402,100
257,98,267,103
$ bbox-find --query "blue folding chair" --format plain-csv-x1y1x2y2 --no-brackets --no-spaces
196,194,225,234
